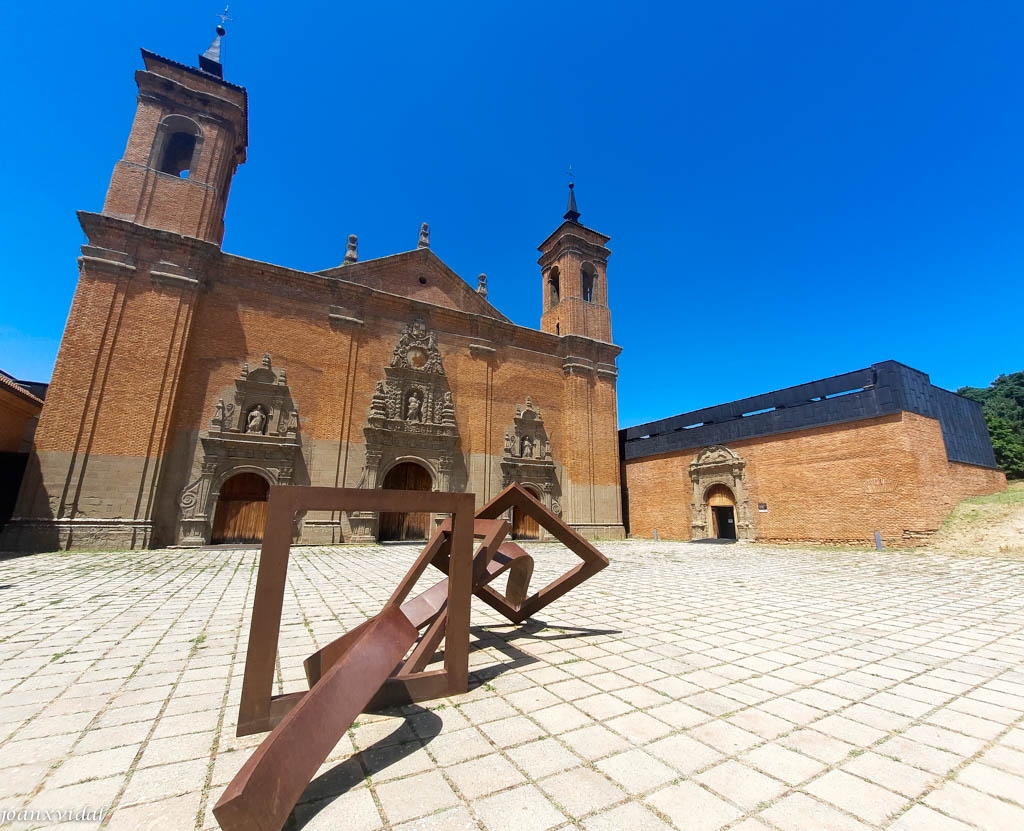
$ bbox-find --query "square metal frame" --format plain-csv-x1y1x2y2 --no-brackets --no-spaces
235,485,475,736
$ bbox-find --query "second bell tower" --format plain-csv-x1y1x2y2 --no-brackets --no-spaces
538,183,613,342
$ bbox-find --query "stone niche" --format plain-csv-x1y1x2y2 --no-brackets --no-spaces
689,445,753,540
500,398,562,518
350,318,462,541
177,355,304,546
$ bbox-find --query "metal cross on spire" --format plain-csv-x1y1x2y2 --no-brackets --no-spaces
567,163,575,185
217,6,232,27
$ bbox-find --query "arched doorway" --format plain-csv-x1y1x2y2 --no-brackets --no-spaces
705,484,737,540
512,486,542,541
379,462,432,541
211,472,270,544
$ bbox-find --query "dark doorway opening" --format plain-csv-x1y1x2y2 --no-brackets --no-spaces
712,506,737,540
211,472,270,544
379,462,432,541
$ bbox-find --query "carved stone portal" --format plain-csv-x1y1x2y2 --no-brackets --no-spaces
500,398,561,524
689,445,753,540
178,355,304,546
352,319,461,541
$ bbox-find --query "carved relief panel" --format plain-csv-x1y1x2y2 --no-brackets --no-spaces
351,319,462,541
178,355,305,546
500,398,561,519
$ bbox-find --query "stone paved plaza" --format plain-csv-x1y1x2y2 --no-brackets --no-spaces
2,540,1024,831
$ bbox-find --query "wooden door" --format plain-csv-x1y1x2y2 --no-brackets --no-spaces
512,506,540,540
211,473,270,544
378,462,432,541
705,484,737,540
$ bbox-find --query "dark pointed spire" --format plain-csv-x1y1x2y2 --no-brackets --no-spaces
199,7,231,79
564,182,580,223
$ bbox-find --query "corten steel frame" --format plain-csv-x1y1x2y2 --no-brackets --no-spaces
215,483,609,831
234,486,476,737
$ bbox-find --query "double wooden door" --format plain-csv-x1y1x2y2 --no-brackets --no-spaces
378,462,432,541
211,473,270,544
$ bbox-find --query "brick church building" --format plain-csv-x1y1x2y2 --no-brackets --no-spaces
0,35,624,551
0,32,1005,552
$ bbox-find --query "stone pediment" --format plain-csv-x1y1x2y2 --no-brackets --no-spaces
318,248,509,322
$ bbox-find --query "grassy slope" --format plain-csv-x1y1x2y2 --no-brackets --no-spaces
926,480,1024,555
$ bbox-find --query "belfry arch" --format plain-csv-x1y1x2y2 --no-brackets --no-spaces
689,445,753,540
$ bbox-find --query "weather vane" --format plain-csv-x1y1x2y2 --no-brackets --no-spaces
217,6,232,27
567,164,575,185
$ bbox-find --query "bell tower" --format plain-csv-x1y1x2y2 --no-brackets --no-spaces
538,183,612,342
101,24,248,245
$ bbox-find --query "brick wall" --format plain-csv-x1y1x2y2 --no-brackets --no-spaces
0,385,41,453
623,411,1006,547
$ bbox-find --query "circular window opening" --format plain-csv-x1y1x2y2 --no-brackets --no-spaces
418,277,427,285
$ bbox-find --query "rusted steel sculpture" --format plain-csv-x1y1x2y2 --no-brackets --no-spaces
214,483,608,831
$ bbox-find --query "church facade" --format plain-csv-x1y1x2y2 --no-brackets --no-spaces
1,43,624,551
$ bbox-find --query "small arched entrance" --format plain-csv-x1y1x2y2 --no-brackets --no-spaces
706,484,737,540
211,472,270,544
378,461,433,541
511,486,542,541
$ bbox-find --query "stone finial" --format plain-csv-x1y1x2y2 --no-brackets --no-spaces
564,181,581,223
344,234,358,264
440,391,456,426
476,273,488,297
262,353,272,369
241,362,249,379
418,223,430,249
369,381,388,420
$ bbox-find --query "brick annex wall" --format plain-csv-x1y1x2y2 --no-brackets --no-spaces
623,411,1006,547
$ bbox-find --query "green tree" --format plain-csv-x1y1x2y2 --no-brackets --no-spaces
959,371,1024,479
986,416,1024,479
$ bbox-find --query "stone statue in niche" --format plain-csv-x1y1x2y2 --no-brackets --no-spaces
213,399,225,427
246,405,268,434
279,410,299,436
406,391,423,423
504,433,515,454
543,439,551,459
521,435,534,459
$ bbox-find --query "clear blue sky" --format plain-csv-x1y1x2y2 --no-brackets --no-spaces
1,1,1021,428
